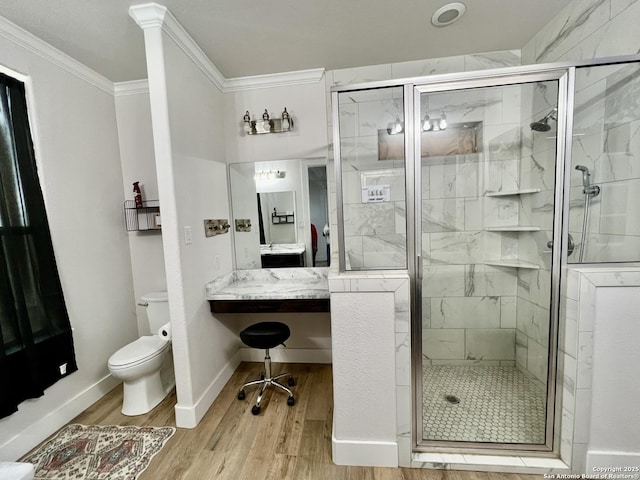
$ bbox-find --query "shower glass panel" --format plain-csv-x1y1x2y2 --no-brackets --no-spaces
568,61,640,263
337,87,407,271
418,79,559,447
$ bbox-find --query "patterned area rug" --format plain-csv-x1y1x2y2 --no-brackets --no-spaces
21,424,175,480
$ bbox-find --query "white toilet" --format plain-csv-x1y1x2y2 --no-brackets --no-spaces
108,292,174,416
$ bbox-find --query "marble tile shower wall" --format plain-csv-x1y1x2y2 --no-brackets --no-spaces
325,50,522,273
514,83,559,385
568,62,640,263
338,86,407,270
421,85,525,365
523,0,640,264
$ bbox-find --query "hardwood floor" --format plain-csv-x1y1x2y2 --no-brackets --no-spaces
67,363,538,480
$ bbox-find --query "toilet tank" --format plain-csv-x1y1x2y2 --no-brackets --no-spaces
141,292,169,332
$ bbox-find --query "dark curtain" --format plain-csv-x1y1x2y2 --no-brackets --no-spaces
256,193,266,245
0,72,77,419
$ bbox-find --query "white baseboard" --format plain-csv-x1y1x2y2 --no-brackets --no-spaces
174,351,242,428
0,375,120,461
332,433,398,467
239,347,331,364
587,450,640,475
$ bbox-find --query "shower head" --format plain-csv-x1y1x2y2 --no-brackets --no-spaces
530,119,552,132
530,108,558,132
575,165,600,196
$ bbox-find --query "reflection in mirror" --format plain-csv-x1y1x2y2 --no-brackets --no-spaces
258,191,296,244
229,159,328,269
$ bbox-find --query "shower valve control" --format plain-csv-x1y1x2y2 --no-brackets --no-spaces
546,233,575,256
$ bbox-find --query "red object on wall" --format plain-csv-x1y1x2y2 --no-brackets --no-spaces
133,181,143,208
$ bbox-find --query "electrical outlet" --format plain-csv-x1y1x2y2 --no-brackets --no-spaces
184,226,192,244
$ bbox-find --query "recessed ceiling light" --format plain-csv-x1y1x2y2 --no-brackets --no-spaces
431,2,466,27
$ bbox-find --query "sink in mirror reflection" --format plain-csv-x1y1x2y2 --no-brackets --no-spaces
229,158,328,269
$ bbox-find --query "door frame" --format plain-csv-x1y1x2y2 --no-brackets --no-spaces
409,69,570,454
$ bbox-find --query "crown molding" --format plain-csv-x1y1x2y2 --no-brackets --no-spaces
114,79,149,96
0,15,114,95
223,68,325,92
129,3,225,92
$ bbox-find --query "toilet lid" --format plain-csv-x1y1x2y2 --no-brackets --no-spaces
108,336,170,368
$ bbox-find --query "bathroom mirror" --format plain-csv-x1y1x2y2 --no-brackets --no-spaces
229,158,328,269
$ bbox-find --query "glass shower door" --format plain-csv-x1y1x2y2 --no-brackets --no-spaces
416,76,562,449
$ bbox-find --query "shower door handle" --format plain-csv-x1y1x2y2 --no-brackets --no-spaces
546,233,575,256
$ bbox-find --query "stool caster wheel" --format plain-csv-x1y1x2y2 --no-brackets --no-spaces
251,405,261,415
260,373,265,380
287,396,295,406
237,390,246,400
288,377,296,387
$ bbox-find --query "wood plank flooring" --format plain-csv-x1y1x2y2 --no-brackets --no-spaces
62,362,539,480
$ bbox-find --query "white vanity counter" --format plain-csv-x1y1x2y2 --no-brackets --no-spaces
259,243,306,256
206,268,329,304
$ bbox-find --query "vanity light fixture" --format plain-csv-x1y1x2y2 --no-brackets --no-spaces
254,170,286,182
242,108,294,135
421,111,448,132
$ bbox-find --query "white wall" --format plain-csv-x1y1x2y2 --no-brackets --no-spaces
588,287,640,467
224,81,328,164
0,19,135,459
135,9,238,428
114,88,167,335
331,291,398,467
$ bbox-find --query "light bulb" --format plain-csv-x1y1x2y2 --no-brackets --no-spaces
422,113,432,131
439,111,447,130
392,117,404,134
243,111,251,133
262,109,271,131
281,107,291,130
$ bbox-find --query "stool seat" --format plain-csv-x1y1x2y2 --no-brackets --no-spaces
240,321,290,350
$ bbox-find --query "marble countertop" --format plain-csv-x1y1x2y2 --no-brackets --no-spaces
206,267,329,301
260,243,306,256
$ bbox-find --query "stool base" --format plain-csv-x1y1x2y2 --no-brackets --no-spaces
238,349,295,415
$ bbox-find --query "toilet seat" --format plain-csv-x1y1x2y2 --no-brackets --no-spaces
108,336,170,370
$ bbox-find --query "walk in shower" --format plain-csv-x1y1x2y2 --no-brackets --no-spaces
332,55,640,455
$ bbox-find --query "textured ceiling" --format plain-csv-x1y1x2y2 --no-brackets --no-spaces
0,0,573,82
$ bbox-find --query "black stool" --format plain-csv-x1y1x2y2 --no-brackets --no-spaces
237,322,296,415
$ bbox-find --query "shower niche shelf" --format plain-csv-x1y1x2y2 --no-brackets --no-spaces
483,260,540,269
485,188,540,197
484,226,541,232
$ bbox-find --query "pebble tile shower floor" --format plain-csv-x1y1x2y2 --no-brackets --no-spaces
422,365,546,444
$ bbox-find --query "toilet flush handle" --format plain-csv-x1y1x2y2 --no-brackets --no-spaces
137,301,149,307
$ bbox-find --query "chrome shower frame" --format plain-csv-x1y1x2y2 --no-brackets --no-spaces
330,53,640,458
